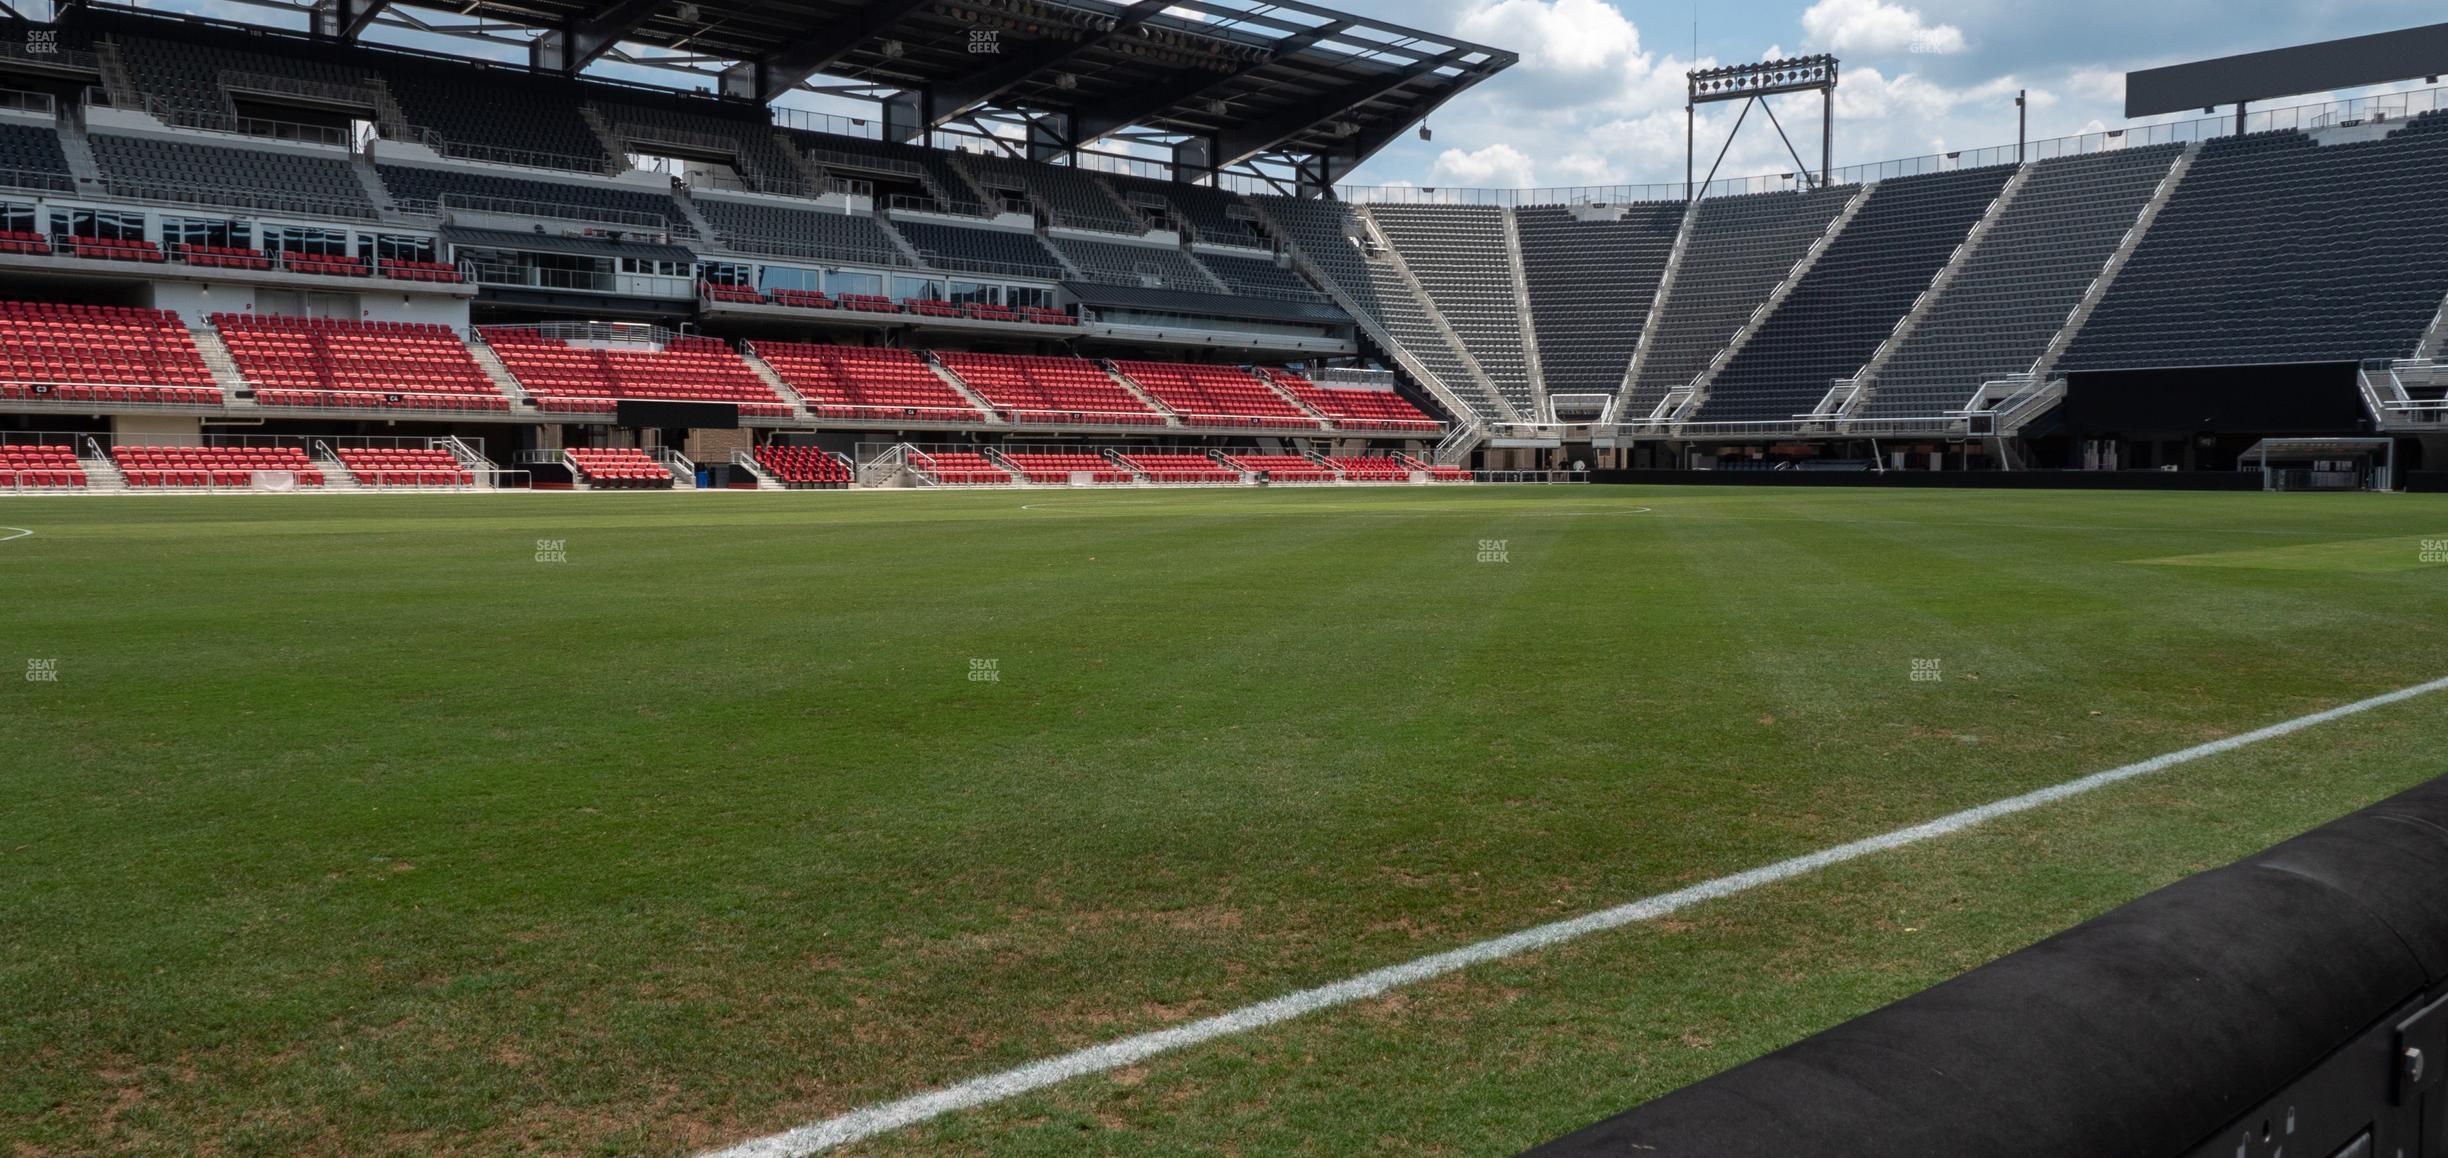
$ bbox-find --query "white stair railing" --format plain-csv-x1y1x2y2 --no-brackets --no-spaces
650,447,697,488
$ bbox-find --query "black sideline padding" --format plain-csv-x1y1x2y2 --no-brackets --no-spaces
1527,773,2448,1158
2061,363,2365,437
1586,470,2261,490
616,400,737,430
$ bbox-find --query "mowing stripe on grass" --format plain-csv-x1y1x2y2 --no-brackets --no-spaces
706,674,2448,1158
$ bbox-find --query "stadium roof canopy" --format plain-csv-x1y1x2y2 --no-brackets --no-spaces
155,0,1513,186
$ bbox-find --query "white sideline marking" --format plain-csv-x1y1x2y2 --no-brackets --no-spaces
0,527,31,543
706,674,2448,1158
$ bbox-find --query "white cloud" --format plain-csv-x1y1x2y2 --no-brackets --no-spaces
1427,142,1541,188
1457,0,1642,76
1799,0,1964,56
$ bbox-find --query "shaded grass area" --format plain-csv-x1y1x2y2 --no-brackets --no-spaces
1,487,2444,1154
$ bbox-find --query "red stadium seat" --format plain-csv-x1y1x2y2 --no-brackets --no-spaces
751,445,853,488
749,342,983,422
214,313,512,413
997,452,1135,484
108,444,324,488
1112,360,1324,430
564,447,674,489
934,352,1166,427
1217,453,1338,483
0,444,87,489
0,301,222,406
1259,369,1443,433
333,447,476,487
481,328,792,417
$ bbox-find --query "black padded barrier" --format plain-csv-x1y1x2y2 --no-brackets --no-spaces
1528,773,2448,1158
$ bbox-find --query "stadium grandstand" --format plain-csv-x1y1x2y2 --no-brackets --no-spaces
0,2,2441,491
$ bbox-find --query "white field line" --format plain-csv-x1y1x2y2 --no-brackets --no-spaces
707,674,2448,1158
0,527,31,542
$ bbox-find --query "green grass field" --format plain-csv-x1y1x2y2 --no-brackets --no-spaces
4,486,2446,1155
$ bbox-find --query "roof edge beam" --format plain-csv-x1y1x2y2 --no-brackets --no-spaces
532,0,666,74
719,0,940,104
1214,48,1472,166
1072,20,1349,144
926,0,1172,128
311,0,388,41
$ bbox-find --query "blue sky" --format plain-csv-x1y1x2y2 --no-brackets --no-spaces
115,0,2448,188
1340,0,2448,189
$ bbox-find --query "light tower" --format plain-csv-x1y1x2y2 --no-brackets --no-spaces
1685,55,1838,202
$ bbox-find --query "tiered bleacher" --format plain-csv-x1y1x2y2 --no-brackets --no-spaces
1218,453,1338,482
213,314,510,412
1196,251,1327,300
565,447,672,488
1261,369,1441,432
748,342,982,421
1323,455,1412,481
2062,116,2448,371
1862,146,2186,420
0,303,220,405
335,447,474,487
998,452,1135,484
1103,172,1267,245
1365,204,1534,413
1050,237,1222,291
752,445,853,488
887,219,1066,279
785,128,989,216
377,165,691,234
1261,195,1509,420
1694,165,2017,422
381,59,612,170
909,450,1012,485
91,134,374,217
110,30,380,126
1620,187,1855,418
694,196,906,264
0,121,74,190
483,328,791,416
959,152,1140,233
0,444,85,488
935,352,1166,426
592,99,806,194
1118,452,1241,483
1111,360,1321,429
1513,200,1687,401
112,444,322,487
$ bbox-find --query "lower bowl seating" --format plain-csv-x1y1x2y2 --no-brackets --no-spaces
215,314,511,413
908,451,1012,485
110,444,324,487
0,444,86,488
1219,454,1339,483
566,447,672,489
0,301,222,406
1118,453,1242,484
998,453,1135,484
335,447,475,487
752,445,853,488
484,329,792,418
